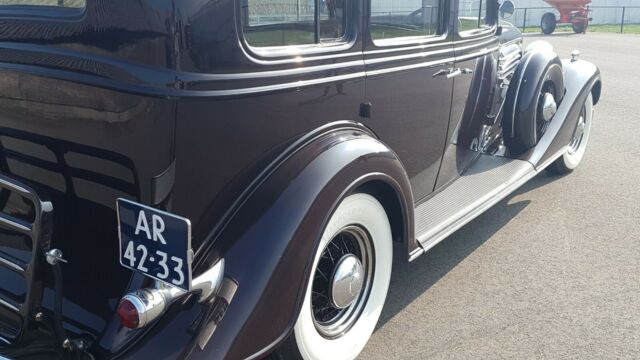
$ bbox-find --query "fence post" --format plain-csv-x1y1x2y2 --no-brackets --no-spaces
620,7,626,34
522,8,527,33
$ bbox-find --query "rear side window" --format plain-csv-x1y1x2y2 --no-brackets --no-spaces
0,0,84,8
370,0,441,41
458,0,492,33
242,0,347,47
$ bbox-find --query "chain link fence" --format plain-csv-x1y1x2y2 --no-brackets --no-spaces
246,0,315,25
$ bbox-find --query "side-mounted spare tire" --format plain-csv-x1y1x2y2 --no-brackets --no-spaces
503,45,564,155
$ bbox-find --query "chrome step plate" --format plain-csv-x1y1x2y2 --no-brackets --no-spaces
411,155,536,260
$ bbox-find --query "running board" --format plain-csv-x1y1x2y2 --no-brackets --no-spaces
409,155,537,261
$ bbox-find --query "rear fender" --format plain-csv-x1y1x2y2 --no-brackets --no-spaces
200,124,413,359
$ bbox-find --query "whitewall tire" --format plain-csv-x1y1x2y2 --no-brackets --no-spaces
291,193,393,360
548,93,594,174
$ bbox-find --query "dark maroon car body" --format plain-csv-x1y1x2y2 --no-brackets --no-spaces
0,0,600,359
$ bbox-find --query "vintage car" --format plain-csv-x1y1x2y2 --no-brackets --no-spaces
0,0,600,359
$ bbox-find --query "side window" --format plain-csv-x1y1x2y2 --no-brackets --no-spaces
0,0,84,8
458,0,492,33
370,0,441,41
242,0,347,48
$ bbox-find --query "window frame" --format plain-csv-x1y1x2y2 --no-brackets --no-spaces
240,0,356,58
368,0,448,48
457,0,498,38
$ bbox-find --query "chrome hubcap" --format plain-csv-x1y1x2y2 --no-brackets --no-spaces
311,226,374,339
542,92,557,122
330,254,364,309
537,80,558,138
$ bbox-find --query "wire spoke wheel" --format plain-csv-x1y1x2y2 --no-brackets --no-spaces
311,226,374,338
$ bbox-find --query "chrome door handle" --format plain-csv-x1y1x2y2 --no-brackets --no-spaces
446,68,462,79
432,68,451,77
433,68,472,79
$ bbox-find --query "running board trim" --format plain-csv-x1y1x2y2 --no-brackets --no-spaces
409,150,566,262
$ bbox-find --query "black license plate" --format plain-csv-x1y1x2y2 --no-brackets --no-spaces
117,199,192,291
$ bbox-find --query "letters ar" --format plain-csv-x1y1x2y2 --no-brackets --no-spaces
134,210,167,244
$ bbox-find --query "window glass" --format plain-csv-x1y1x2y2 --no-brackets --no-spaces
0,0,84,8
243,0,346,48
319,0,346,40
370,0,440,41
458,0,491,33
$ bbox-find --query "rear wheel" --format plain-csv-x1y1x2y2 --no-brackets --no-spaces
548,93,593,174
541,12,556,34
572,21,586,33
279,193,393,360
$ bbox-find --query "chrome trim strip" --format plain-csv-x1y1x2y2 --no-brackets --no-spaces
215,38,497,81
247,40,356,60
0,336,10,345
0,177,29,195
366,56,455,76
192,59,365,81
366,45,498,76
195,71,366,97
364,37,497,58
0,256,24,273
194,46,498,95
0,297,19,313
0,214,31,234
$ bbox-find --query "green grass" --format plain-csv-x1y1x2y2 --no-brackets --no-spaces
522,23,640,35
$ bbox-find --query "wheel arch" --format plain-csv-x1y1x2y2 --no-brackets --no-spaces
356,179,412,248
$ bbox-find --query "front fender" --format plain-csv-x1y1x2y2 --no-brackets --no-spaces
115,123,414,360
524,56,601,168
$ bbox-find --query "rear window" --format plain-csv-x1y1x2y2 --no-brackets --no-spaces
0,0,84,8
241,0,348,48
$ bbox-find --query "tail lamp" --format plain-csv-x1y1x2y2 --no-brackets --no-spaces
117,259,225,329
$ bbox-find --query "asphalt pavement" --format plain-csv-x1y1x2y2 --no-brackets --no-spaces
361,33,640,359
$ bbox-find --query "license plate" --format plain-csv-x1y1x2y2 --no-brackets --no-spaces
117,198,192,291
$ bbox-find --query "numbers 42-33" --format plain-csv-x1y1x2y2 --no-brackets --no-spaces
123,242,185,286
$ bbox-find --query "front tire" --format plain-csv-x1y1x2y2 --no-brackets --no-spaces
548,93,593,174
284,193,393,360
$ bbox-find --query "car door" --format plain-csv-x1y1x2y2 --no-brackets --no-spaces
434,0,501,189
363,0,454,203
